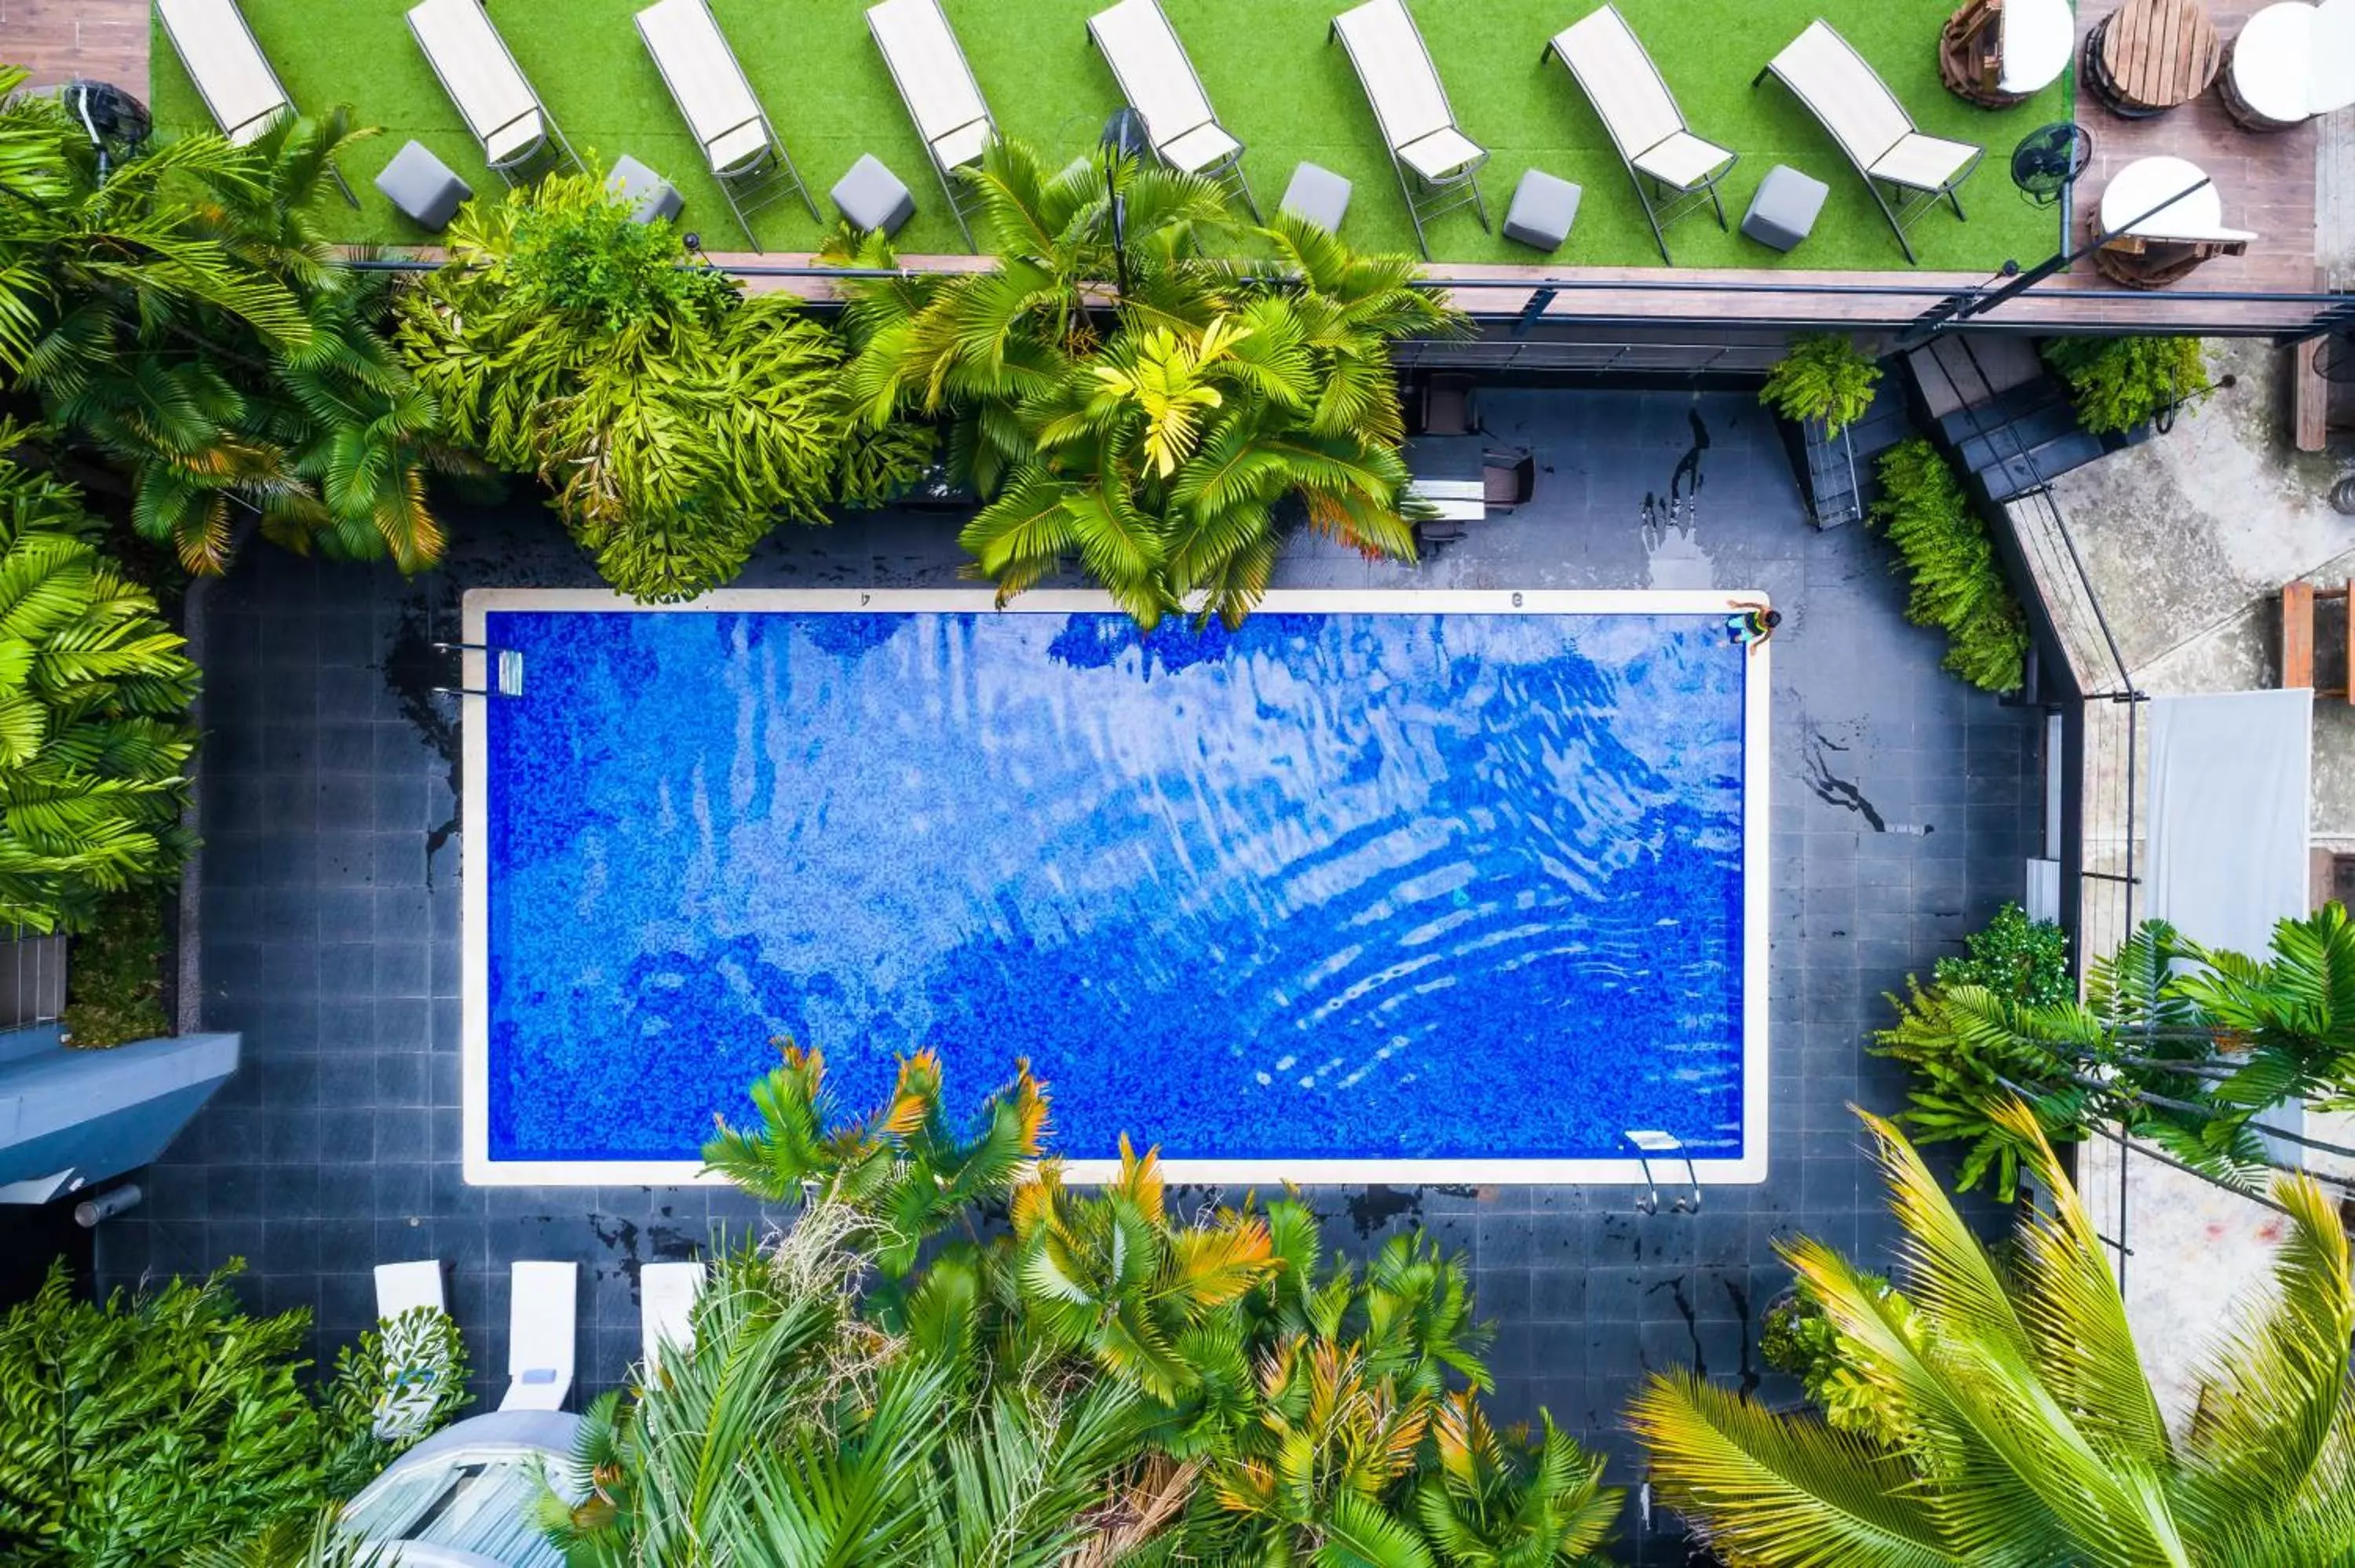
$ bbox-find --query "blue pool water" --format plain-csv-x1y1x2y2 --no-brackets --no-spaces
483,608,1748,1165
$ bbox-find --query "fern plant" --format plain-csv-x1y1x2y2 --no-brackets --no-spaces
1867,439,2030,693
396,170,929,603
2041,335,2211,435
0,429,199,933
1758,334,1882,435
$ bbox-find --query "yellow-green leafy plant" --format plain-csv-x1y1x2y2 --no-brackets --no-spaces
1759,334,1882,436
396,171,929,603
2042,336,2212,435
1634,1096,2355,1566
1868,439,2030,693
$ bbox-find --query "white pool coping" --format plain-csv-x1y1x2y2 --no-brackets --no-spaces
462,588,1770,1188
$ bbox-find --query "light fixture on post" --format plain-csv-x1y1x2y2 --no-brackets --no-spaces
1099,108,1149,297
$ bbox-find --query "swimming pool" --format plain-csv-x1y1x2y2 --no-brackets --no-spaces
462,590,1768,1186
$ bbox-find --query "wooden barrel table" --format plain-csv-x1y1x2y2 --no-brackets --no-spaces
2083,0,2224,115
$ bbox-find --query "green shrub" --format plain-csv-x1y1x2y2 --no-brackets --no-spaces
1759,333,1883,435
397,171,929,603
1758,1276,1919,1442
0,432,199,933
1868,439,2031,693
61,891,169,1047
1934,899,2071,1008
0,1260,465,1566
2041,336,2211,435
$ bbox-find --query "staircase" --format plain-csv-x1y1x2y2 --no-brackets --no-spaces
1904,335,2129,504
1791,376,1913,528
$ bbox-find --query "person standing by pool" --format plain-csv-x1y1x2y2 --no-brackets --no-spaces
1726,597,1779,653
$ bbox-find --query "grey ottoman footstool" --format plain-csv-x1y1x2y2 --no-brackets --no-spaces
608,155,685,224
831,155,916,237
1502,168,1581,252
1741,164,1829,252
374,140,472,232
1280,162,1353,232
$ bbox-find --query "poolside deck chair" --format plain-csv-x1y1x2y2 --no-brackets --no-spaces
374,1260,447,1322
1086,0,1259,218
498,1260,578,1412
155,0,358,205
1543,6,1736,264
866,0,995,245
1328,0,1489,258
635,0,817,249
1752,20,1982,264
405,0,582,185
640,1260,703,1377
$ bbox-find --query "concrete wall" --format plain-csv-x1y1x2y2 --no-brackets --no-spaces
0,1031,238,1200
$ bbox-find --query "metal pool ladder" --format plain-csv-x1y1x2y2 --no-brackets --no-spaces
431,641,524,699
1624,1129,1700,1215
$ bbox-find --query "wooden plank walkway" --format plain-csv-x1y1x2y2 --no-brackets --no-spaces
5,0,2335,334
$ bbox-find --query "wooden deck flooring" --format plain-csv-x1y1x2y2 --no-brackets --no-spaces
7,0,2339,334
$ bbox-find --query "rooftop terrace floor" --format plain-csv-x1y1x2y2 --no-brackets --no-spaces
96,388,2038,1555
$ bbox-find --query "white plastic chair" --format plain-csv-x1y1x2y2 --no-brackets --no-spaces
640,1260,704,1377
373,1259,447,1321
1086,0,1258,217
498,1260,578,1412
1328,0,1489,257
866,0,996,244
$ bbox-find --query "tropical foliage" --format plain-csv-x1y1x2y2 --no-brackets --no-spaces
0,75,458,573
60,888,169,1045
540,1045,1619,1566
1632,1096,2355,1566
1758,334,1882,436
2042,337,2212,436
1877,902,2355,1200
396,171,928,602
1867,440,2030,695
831,139,1461,628
0,432,198,933
0,1261,464,1568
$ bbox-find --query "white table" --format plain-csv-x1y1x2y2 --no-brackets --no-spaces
2095,155,2257,287
1406,478,1485,523
2224,0,2355,128
1999,0,2076,93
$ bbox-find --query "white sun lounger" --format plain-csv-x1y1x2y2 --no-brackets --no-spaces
639,1260,704,1377
498,1260,578,1412
635,0,816,248
1328,0,1488,258
1753,20,1981,264
1544,7,1735,264
155,0,357,203
406,0,581,184
867,0,995,245
1086,0,1258,217
374,1259,448,1322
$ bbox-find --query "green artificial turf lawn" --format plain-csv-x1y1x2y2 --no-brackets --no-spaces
147,0,2069,271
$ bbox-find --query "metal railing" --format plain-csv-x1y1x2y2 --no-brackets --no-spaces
0,932,67,1030
346,256,2355,341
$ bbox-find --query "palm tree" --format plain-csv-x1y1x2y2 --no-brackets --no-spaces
0,426,197,932
834,138,1461,629
1630,1096,2355,1566
1,80,459,574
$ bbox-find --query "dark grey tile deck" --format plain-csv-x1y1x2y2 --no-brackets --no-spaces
97,389,2036,1560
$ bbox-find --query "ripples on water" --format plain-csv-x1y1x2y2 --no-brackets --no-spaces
486,611,1747,1164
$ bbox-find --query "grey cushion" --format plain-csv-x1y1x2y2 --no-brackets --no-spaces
1502,168,1581,251
1741,164,1830,252
608,155,685,225
1280,162,1352,232
374,140,471,232
831,154,916,237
